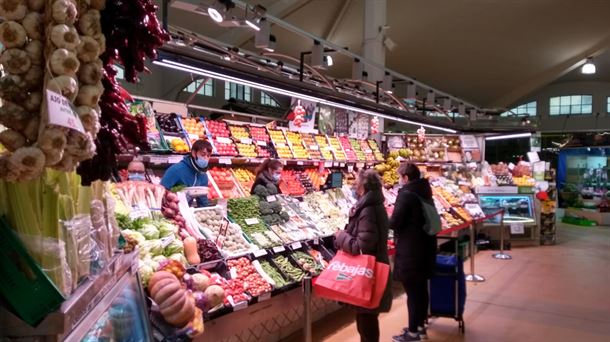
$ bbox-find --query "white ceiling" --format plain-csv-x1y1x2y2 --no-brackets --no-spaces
165,0,610,108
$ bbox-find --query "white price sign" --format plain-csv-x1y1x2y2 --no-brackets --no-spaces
149,156,167,165
324,161,333,168
276,142,286,148
216,137,232,144
356,163,365,168
266,195,277,202
290,242,302,250
272,246,285,253
46,90,85,133
245,218,260,225
253,249,267,257
256,140,267,146
240,138,253,144
310,145,319,150
510,223,525,234
219,158,232,165
258,292,271,301
297,161,304,165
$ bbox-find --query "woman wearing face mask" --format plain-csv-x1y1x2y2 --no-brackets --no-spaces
127,160,147,181
161,139,213,207
334,169,393,342
251,159,283,194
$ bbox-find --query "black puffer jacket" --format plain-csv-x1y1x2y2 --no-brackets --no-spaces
390,178,437,281
335,189,393,313
250,171,280,194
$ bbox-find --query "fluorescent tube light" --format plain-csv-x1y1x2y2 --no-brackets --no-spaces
485,133,532,141
153,59,458,133
245,19,260,31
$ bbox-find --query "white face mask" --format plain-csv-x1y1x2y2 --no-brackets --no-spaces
398,176,407,186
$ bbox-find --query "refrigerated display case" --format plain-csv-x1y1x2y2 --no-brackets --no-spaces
478,193,540,246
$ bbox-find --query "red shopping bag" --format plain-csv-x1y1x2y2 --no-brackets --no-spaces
359,261,389,309
313,250,378,306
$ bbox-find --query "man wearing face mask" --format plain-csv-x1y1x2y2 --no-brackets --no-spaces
127,160,147,182
251,159,283,194
161,139,213,207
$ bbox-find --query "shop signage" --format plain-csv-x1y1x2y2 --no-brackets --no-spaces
253,249,267,257
460,135,479,149
46,90,85,133
272,246,286,253
476,186,518,194
510,223,525,234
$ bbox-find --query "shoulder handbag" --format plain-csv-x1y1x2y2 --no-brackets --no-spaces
406,191,442,236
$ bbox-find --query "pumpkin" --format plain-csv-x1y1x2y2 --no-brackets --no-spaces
163,292,196,327
183,236,200,265
149,272,197,327
148,271,177,291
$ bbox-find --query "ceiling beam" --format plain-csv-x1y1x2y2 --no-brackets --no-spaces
324,0,352,41
489,36,610,108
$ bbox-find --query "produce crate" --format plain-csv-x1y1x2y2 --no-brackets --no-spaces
286,243,325,276
0,218,65,326
269,249,309,283
254,253,299,292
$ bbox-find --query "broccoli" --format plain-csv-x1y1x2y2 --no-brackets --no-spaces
279,212,290,222
270,201,282,213
259,201,274,215
270,214,282,225
262,215,275,225
253,184,270,197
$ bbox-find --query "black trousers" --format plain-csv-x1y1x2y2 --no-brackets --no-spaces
356,312,379,342
402,277,429,333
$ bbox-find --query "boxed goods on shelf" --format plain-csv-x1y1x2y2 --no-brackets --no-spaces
315,135,335,160
279,170,306,195
268,129,294,159
248,126,270,143
301,133,323,159
338,137,357,161
232,168,256,195
327,136,347,160
192,206,254,257
208,168,243,199
227,257,272,298
206,120,231,138
285,131,310,159
368,140,385,161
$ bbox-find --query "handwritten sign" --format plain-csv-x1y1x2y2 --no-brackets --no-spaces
290,242,302,250
272,246,285,253
510,223,525,234
245,218,260,225
253,249,267,258
46,90,85,133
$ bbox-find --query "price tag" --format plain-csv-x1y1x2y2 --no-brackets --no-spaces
313,237,320,245
510,223,525,234
256,140,267,146
160,235,175,248
219,158,232,165
250,158,263,163
333,162,339,167
232,300,248,311
281,159,287,165
216,137,232,144
258,292,271,302
149,156,167,165
310,145,319,150
325,146,333,151
129,208,150,219
46,90,85,133
347,165,354,173
253,249,267,258
297,161,304,165
168,155,183,164
356,163,365,168
266,195,277,202
324,161,333,168
245,218,260,225
340,163,345,167
290,242,302,250
229,268,238,279
272,246,285,253
240,138,253,144
508,163,515,170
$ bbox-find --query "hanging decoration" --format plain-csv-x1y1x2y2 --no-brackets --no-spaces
370,116,379,135
417,126,426,142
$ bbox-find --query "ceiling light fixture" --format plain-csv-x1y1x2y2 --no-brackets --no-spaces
382,72,392,93
324,55,333,67
207,0,234,23
264,35,276,52
581,57,596,74
485,132,532,141
153,59,458,133
351,58,363,80
245,18,260,31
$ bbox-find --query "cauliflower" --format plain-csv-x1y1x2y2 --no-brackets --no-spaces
140,224,159,240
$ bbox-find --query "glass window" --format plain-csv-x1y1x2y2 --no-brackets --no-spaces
224,82,251,101
183,78,213,96
607,97,610,113
260,92,279,107
501,101,536,117
549,95,593,115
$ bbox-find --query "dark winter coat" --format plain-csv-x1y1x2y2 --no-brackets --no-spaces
250,171,280,195
389,178,437,281
334,189,393,313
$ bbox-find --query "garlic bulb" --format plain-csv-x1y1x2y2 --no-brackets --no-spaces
0,21,27,48
26,0,43,12
8,146,46,174
78,61,103,85
0,101,30,131
23,65,43,90
0,0,27,21
37,127,67,164
76,106,100,135
87,0,105,10
53,152,74,171
77,36,100,62
75,84,103,107
51,24,81,51
78,9,101,36
23,116,39,141
24,39,43,65
52,0,78,25
22,12,42,40
66,131,96,161
0,129,27,151
0,48,31,74
0,75,27,102
92,33,105,54
23,91,42,112
50,48,80,76
47,75,79,101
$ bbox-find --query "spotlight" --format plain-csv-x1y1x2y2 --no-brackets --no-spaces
207,0,234,23
311,41,324,67
351,58,363,80
521,116,531,125
324,55,333,67
581,57,596,74
381,72,392,92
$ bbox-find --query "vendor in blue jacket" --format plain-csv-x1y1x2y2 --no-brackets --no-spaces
161,139,213,207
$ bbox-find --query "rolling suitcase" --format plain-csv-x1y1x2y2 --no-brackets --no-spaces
429,254,466,333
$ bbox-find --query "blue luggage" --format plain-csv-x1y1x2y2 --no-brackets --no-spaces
429,254,466,333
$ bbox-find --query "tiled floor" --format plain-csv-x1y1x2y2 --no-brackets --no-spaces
286,223,610,342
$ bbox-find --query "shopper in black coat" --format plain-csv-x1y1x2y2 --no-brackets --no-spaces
335,169,392,342
390,163,437,342
250,159,283,194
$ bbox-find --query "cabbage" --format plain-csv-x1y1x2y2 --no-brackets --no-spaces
140,239,164,257
157,221,176,238
122,229,145,246
138,264,155,287
152,255,168,264
140,224,160,240
164,239,184,256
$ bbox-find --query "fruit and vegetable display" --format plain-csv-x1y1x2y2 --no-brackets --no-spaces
300,133,322,159
235,142,257,158
272,255,306,282
182,118,206,140
227,257,272,297
227,196,267,236
228,125,250,141
292,251,324,275
251,182,290,226
349,138,366,161
268,129,293,159
157,113,182,134
248,125,270,143
167,137,189,153
375,152,401,187
196,239,223,263
259,260,289,287
208,167,243,199
315,135,334,160
279,170,306,195
206,120,230,138
359,140,375,162
211,138,238,157
285,131,310,159
193,206,253,256
368,140,385,161
327,136,346,160
406,136,426,162
338,137,357,161
304,168,327,190
233,167,256,195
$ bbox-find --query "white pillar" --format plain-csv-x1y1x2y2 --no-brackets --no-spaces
363,0,387,142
